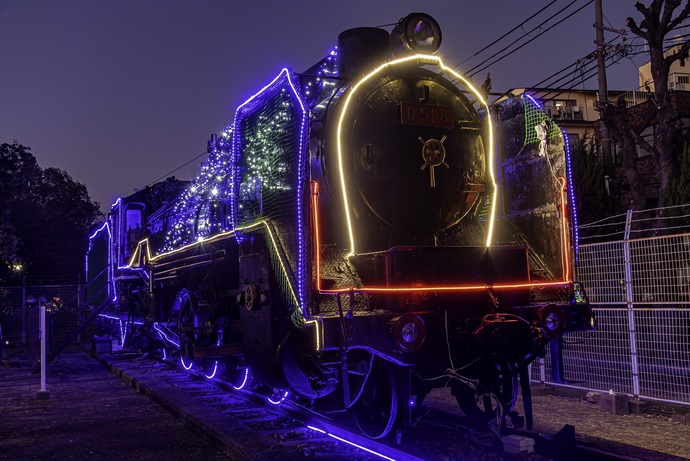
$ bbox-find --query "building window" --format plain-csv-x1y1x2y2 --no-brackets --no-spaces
555,99,576,108
547,99,580,120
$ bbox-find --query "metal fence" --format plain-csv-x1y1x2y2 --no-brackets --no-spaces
0,281,98,357
531,207,690,407
4,206,689,407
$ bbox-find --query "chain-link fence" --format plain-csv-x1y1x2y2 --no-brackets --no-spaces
531,207,690,407
0,279,98,357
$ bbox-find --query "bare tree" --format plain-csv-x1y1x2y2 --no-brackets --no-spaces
598,0,690,209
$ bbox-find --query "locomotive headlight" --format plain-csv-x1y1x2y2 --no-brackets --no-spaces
544,312,561,331
390,13,442,56
536,304,566,339
390,314,426,352
401,322,419,343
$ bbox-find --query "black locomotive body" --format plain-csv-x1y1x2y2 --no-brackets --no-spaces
87,13,594,439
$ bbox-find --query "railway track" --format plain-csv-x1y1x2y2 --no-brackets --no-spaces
92,348,660,461
96,349,423,460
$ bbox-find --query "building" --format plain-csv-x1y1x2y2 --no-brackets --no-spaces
639,43,690,91
494,41,690,210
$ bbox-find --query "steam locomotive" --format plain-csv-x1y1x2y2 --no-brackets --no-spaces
86,13,594,439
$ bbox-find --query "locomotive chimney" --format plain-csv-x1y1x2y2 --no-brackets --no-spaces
337,27,390,79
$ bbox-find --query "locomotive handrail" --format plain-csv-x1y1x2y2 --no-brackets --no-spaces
153,249,227,270
45,266,109,312
334,291,355,347
31,287,112,374
153,252,219,267
81,283,110,310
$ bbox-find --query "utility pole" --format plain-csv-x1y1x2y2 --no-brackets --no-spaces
594,0,612,160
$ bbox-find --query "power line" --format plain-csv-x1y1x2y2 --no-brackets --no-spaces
455,0,560,68
540,61,598,94
535,34,688,98
538,64,602,99
533,34,619,89
464,0,582,75
531,49,636,102
466,0,593,78
531,59,589,89
537,63,602,100
143,150,208,189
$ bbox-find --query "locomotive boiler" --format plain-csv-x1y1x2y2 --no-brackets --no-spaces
86,12,594,439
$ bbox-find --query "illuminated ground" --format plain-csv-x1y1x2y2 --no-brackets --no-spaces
0,346,230,461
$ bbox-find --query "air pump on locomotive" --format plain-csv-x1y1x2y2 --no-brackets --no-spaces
87,13,595,439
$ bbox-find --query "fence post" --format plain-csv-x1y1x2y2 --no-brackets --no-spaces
549,338,566,383
623,209,641,397
21,275,26,345
0,321,4,361
37,304,49,400
77,274,82,344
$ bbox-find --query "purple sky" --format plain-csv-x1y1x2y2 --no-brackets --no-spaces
0,1,649,213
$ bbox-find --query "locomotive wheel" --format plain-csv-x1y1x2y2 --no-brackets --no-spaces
201,359,218,378
178,292,216,368
223,357,251,390
352,357,398,439
453,361,517,425
179,299,196,365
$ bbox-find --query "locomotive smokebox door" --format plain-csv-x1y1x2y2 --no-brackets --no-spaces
339,71,486,249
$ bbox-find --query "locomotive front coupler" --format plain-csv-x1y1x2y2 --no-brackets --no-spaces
472,314,524,363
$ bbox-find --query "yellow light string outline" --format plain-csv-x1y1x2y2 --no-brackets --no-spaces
126,221,321,349
335,54,498,256
127,221,300,311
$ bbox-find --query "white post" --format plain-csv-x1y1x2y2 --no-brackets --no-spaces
623,209,640,397
38,304,49,399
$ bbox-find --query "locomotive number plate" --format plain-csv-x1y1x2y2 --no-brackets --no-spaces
400,102,453,129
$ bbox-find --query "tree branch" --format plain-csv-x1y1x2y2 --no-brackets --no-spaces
665,39,690,67
634,102,661,156
600,100,658,157
631,129,657,156
626,17,646,38
660,0,681,33
635,1,650,15
666,1,690,31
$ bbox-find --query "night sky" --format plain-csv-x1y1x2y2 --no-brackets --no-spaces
1,1,647,213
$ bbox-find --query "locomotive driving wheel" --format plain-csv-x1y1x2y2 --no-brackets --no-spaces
178,296,196,366
177,291,215,369
223,356,250,390
452,360,517,425
352,357,398,439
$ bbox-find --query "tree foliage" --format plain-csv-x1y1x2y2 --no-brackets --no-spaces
599,0,690,210
664,142,690,204
0,141,103,279
571,133,623,226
